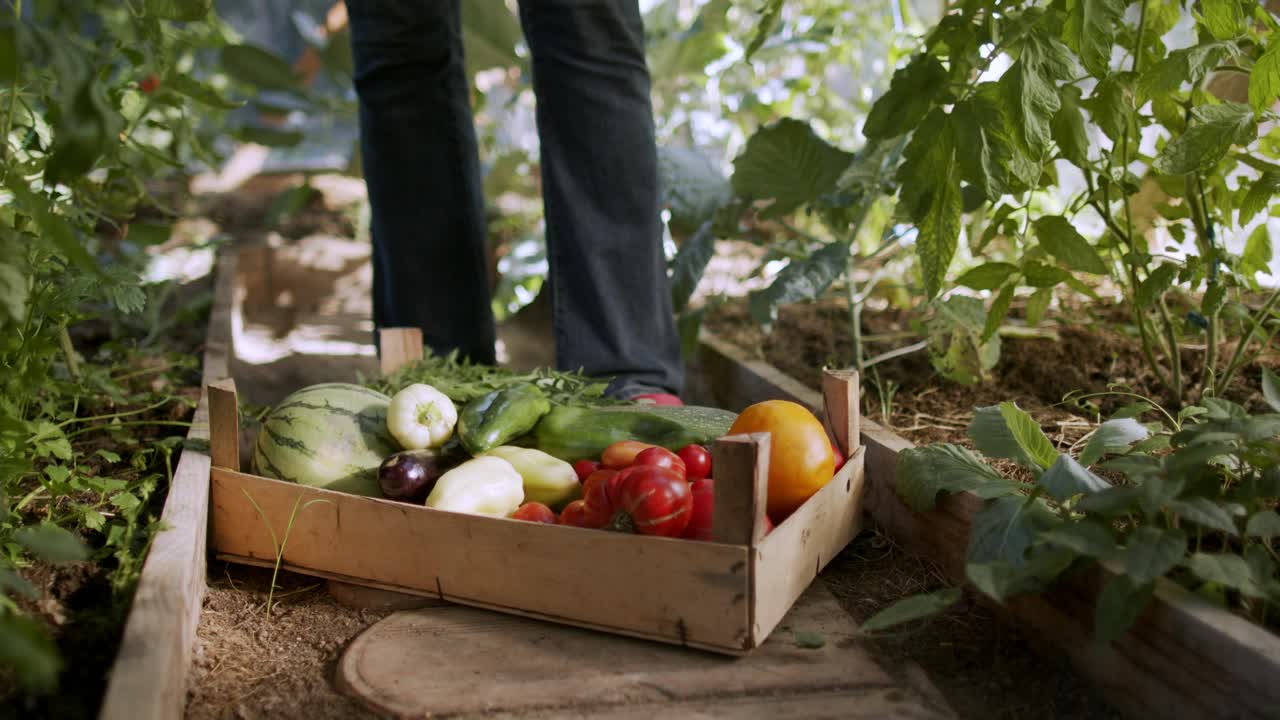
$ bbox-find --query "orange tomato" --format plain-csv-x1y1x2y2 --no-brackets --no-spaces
728,400,834,521
601,440,656,469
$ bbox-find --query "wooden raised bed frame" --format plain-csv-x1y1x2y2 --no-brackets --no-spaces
203,330,867,655
692,330,1280,720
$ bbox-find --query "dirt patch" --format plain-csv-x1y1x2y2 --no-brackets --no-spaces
704,295,1278,449
822,532,1121,720
186,563,386,720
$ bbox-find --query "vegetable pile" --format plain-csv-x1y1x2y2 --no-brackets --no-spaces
250,363,847,540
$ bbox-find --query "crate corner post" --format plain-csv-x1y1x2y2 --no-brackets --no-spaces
207,378,240,472
820,368,860,457
378,327,424,376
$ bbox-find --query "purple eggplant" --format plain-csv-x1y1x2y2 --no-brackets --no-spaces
378,449,454,502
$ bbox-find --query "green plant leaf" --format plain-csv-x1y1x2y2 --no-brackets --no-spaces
1139,41,1237,102
0,612,61,693
731,118,853,220
1094,574,1154,645
1001,402,1058,470
1077,485,1143,516
1239,173,1279,226
1137,262,1179,307
747,241,849,331
863,54,948,139
957,262,1020,291
0,261,28,324
1246,510,1280,539
1039,454,1110,500
895,443,1018,512
15,524,89,563
1250,40,1280,114
1062,0,1126,77
1238,225,1273,282
5,177,97,272
1052,85,1091,168
1168,498,1240,536
970,405,1032,468
967,545,1077,602
792,630,825,649
1200,0,1247,40
743,0,782,61
1188,552,1268,598
1080,418,1151,466
265,184,320,227
461,0,523,74
898,110,962,299
1152,103,1256,175
1083,74,1136,145
1033,216,1108,274
926,295,1001,385
658,146,731,233
1001,59,1061,158
1040,519,1118,559
235,126,304,147
670,221,716,312
0,26,16,84
859,588,963,633
982,283,1017,343
220,44,301,91
144,0,211,21
164,73,245,110
1263,367,1280,412
1121,526,1187,584
968,496,1061,567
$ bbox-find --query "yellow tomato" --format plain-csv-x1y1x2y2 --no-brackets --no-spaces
728,400,834,521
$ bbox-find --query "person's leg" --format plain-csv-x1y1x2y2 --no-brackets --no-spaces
517,0,684,397
348,0,496,364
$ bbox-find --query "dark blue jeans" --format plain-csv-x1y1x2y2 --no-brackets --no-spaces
347,0,683,397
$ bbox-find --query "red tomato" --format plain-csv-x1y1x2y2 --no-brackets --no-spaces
581,468,624,528
601,440,656,469
680,478,776,542
572,459,599,483
511,502,557,524
139,73,160,94
682,478,715,541
677,444,711,480
831,441,845,474
558,500,590,528
612,465,691,537
632,446,685,480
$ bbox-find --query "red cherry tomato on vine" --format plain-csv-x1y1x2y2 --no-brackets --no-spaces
511,502,557,524
558,500,590,528
572,459,599,483
612,465,691,537
682,477,715,541
632,446,685,480
677,444,711,480
139,73,160,94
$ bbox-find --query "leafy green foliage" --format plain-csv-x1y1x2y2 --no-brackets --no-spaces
730,118,853,220
925,295,1001,384
858,588,963,633
894,378,1280,639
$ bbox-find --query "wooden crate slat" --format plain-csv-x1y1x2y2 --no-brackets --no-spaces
752,448,865,643
210,467,752,651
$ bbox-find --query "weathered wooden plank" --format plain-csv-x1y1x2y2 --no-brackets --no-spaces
821,368,861,456
710,433,771,547
98,250,236,720
210,466,752,652
337,584,952,720
207,378,239,472
752,448,864,644
696,329,1280,720
378,326,422,375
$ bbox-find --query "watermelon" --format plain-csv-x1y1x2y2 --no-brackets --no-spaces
252,383,400,496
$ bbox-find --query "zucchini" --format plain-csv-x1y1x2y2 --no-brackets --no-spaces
530,404,737,462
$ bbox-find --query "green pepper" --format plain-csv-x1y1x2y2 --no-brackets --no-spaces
456,384,551,455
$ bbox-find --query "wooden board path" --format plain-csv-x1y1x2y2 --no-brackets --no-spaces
339,584,954,720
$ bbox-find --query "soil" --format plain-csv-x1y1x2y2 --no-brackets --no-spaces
186,564,386,720
703,295,1279,450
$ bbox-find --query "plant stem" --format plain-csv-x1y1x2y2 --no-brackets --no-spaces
1217,285,1280,391
847,256,864,375
1192,174,1219,395
56,397,175,428
59,325,81,379
1157,298,1184,402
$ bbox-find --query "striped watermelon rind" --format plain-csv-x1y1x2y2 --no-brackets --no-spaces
252,383,400,497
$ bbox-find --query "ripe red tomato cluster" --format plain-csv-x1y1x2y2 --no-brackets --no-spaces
558,441,714,539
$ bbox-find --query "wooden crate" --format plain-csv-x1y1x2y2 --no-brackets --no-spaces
206,329,866,654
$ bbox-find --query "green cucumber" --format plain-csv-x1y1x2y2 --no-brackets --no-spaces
457,384,551,455
530,404,738,462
